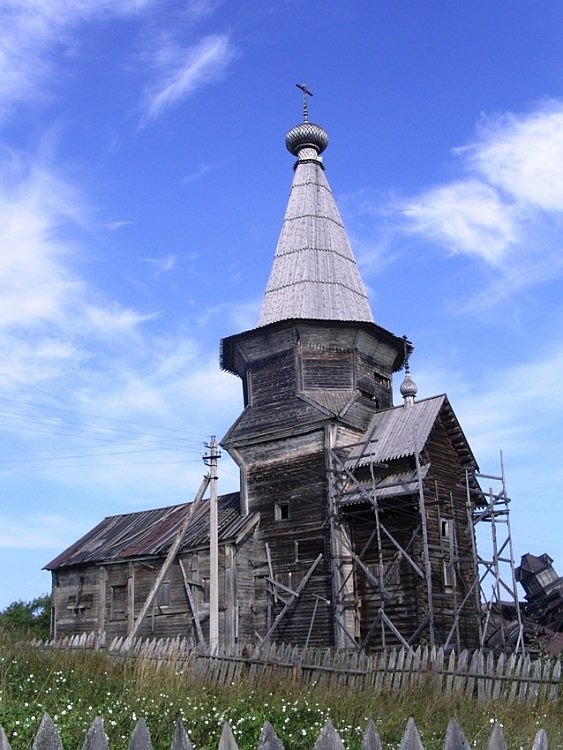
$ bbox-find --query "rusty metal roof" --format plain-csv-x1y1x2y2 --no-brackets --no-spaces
345,394,477,469
45,492,257,570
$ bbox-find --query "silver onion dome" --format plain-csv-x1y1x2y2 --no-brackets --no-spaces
286,122,329,156
400,368,418,405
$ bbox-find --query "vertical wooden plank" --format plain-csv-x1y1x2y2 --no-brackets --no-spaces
392,649,405,694
32,714,64,750
485,722,507,750
518,656,531,704
257,721,284,750
444,649,456,696
170,720,194,750
432,647,445,693
127,562,135,637
82,717,108,750
529,658,542,706
217,723,239,750
453,650,468,696
312,720,345,750
399,718,424,750
508,654,523,704
443,718,470,750
361,720,382,750
492,652,505,701
128,719,153,750
0,726,12,750
98,567,107,640
549,659,561,702
531,728,548,750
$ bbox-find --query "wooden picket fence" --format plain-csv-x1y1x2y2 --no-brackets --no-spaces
0,712,550,750
35,633,561,707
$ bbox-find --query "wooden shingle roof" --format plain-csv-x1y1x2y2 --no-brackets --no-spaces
258,124,374,327
345,395,478,469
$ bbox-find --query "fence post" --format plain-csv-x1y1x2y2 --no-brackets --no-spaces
128,718,153,750
257,721,284,750
485,722,507,750
312,720,345,750
217,722,238,750
32,714,63,750
531,728,548,750
443,718,470,750
170,720,193,750
361,719,382,750
399,718,424,750
0,726,11,750
82,717,108,750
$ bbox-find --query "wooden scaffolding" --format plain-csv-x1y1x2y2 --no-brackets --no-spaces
327,444,522,654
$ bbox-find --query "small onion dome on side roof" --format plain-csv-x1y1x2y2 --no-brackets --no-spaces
400,366,418,406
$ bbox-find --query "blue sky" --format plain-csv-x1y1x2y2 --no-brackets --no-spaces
1,0,562,609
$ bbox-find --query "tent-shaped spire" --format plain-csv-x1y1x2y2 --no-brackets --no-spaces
258,105,374,327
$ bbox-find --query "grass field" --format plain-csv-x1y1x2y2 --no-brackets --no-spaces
0,627,560,750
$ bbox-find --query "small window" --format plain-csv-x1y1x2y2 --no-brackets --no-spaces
440,518,452,541
158,580,170,607
111,584,127,619
275,501,289,521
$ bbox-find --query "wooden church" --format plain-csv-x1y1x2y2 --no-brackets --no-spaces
46,100,484,652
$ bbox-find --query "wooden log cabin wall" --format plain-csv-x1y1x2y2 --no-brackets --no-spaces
46,104,486,653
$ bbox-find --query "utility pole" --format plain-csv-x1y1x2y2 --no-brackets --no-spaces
204,437,220,651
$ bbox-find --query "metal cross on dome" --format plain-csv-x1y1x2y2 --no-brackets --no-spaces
296,83,313,122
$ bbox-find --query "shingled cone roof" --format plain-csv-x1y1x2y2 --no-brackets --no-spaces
258,118,374,326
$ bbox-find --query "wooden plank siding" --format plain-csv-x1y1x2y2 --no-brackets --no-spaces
50,538,256,645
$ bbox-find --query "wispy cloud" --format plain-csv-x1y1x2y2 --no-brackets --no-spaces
143,34,237,122
0,0,154,120
143,254,177,277
398,100,563,304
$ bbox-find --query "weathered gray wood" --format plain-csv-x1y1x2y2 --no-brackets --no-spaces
257,721,284,750
0,715,554,750
361,719,382,750
400,718,423,750
485,722,507,750
550,659,561,701
217,722,239,750
443,718,470,750
170,720,193,750
531,728,548,750
129,475,210,640
32,715,64,750
312,720,345,750
0,726,12,750
82,717,108,750
128,719,153,750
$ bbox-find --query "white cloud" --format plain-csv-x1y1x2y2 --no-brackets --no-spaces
143,34,236,121
397,100,563,303
403,180,519,265
464,101,563,210
0,0,154,120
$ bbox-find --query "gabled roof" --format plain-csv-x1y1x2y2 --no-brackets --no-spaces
258,120,374,327
45,493,257,570
345,394,478,469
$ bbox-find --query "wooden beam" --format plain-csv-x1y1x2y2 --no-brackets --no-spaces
261,553,323,644
178,558,205,645
128,473,211,640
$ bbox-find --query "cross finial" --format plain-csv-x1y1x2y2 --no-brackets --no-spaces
296,83,313,122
